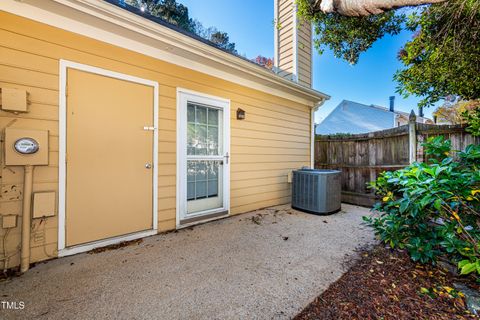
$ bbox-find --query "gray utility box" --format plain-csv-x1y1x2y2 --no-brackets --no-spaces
291,169,341,215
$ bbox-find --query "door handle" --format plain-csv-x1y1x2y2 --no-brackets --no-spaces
224,152,230,165
145,163,152,169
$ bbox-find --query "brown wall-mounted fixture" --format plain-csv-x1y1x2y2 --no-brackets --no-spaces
0,87,29,112
236,108,246,120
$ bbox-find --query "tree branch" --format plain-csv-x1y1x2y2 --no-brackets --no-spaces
313,0,448,16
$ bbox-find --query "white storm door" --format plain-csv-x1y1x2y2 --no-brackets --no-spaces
177,90,230,225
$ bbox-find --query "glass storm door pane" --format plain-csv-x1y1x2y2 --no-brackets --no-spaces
186,103,223,215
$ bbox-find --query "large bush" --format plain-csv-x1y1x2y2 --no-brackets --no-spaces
463,101,480,137
364,136,480,275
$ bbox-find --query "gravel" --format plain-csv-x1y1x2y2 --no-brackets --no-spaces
0,204,375,320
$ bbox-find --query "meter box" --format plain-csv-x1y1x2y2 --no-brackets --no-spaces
4,128,49,166
2,215,17,229
32,192,56,218
0,88,28,112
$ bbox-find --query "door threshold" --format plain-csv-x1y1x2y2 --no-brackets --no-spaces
179,210,229,228
58,229,157,257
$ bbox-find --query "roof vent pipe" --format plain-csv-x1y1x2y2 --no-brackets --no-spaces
389,96,395,112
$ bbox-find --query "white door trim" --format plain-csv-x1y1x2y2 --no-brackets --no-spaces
58,60,159,255
176,88,231,228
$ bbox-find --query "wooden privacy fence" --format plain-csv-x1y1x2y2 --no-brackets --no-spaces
315,119,479,207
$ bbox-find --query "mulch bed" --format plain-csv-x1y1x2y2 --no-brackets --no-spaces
295,245,477,320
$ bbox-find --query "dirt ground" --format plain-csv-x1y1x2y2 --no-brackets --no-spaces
0,204,374,320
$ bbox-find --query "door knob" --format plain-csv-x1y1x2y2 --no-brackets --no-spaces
145,163,152,169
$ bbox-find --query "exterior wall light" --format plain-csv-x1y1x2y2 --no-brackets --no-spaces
236,108,245,120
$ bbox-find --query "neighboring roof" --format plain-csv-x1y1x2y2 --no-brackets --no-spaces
316,100,394,134
316,100,433,135
366,104,432,123
0,0,329,106
394,110,432,123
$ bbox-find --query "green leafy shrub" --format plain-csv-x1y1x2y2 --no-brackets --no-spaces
462,101,480,137
423,136,452,161
364,137,480,275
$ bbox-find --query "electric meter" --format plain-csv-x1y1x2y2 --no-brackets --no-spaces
14,138,40,154
4,128,49,165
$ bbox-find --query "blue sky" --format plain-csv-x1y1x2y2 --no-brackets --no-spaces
180,0,434,123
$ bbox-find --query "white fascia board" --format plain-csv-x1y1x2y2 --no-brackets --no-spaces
1,0,329,105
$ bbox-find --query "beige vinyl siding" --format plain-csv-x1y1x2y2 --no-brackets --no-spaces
277,0,294,78
278,9,294,24
279,45,294,58
0,11,312,266
297,19,312,88
276,0,312,87
298,49,312,63
277,12,294,75
279,0,294,16
278,18,294,36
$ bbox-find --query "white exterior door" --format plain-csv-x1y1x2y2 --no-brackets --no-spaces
177,90,230,225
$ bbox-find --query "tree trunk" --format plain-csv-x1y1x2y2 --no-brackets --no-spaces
314,0,447,16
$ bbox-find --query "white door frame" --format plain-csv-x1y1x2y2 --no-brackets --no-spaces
58,60,159,256
176,88,230,228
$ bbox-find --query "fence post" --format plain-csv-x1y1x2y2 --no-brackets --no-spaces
408,110,417,164
368,132,376,187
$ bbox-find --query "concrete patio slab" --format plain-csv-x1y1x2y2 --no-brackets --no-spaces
0,204,375,320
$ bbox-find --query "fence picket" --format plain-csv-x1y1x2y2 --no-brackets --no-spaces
315,124,479,206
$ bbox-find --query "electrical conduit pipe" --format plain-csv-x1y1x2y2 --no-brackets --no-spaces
20,165,33,273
